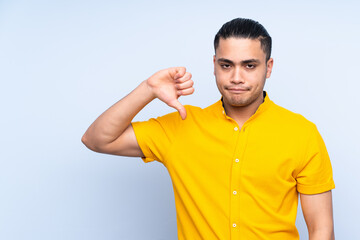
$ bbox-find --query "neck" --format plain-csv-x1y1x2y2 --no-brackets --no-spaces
223,93,264,129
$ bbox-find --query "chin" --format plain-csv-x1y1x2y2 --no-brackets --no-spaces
226,97,250,107
229,100,252,107
224,94,259,108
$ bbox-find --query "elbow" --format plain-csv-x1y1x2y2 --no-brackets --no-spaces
81,134,88,147
81,133,99,152
81,133,92,149
81,132,110,153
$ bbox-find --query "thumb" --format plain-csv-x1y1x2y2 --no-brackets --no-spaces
168,99,187,120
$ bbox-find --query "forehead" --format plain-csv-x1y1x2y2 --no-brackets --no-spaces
216,37,266,62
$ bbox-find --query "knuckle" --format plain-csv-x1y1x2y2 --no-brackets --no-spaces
179,66,186,73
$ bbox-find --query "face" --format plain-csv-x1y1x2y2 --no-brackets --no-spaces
213,37,273,110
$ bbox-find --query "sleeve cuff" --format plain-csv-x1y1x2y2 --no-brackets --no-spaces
297,180,335,194
131,122,156,163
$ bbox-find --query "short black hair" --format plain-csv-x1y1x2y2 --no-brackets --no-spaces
214,18,272,61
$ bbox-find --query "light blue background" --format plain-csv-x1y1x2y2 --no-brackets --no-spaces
1,0,359,239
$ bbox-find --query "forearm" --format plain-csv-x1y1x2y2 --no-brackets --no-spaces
82,80,154,149
309,228,335,240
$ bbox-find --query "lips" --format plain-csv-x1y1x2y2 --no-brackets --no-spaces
226,87,249,93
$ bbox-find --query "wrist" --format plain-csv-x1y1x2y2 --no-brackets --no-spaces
140,79,157,102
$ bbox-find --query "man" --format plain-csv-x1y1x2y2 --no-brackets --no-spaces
82,18,335,240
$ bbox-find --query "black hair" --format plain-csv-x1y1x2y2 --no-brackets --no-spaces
214,18,272,61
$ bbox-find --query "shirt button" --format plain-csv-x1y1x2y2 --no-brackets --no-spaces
234,127,238,131
235,159,239,163
233,191,237,195
222,110,225,114
232,223,237,228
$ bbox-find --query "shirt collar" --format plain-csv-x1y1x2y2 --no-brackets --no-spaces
214,91,272,121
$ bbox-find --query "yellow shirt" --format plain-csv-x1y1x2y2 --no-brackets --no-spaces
132,92,335,240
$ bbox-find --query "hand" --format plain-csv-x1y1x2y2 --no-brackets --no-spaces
146,67,194,120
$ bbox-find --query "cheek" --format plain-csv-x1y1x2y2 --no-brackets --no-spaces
216,74,228,88
214,65,221,76
214,69,224,81
216,68,231,80
215,74,226,91
247,70,266,84
243,72,259,83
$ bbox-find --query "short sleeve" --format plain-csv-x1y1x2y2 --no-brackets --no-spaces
296,125,335,194
131,111,181,164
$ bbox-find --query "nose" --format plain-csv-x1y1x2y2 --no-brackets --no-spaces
231,67,244,84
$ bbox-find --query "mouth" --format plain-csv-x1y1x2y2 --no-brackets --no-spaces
226,87,249,93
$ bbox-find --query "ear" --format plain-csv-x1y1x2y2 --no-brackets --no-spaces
266,58,274,78
213,55,216,75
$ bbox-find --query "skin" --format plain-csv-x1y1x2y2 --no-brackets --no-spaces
81,36,334,239
213,37,273,127
301,190,335,240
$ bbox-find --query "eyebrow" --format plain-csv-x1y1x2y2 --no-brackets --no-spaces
217,58,261,64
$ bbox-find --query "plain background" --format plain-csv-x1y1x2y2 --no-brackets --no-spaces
1,0,359,239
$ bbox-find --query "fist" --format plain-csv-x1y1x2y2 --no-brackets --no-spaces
146,67,195,119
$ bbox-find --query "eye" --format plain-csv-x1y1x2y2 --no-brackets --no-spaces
221,64,231,69
246,64,256,69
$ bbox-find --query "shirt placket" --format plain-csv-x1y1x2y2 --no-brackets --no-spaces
229,123,248,239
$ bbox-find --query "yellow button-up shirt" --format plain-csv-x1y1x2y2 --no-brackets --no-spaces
132,92,335,240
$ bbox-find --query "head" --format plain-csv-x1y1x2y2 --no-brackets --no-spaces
214,18,272,62
213,18,274,111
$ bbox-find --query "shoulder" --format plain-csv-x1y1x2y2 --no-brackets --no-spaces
140,102,215,126
183,104,203,113
268,101,318,133
155,101,222,129
151,103,205,126
183,100,223,122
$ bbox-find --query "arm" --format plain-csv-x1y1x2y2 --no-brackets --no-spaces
300,190,335,240
81,67,194,157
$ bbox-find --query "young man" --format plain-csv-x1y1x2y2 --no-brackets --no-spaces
82,18,335,240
